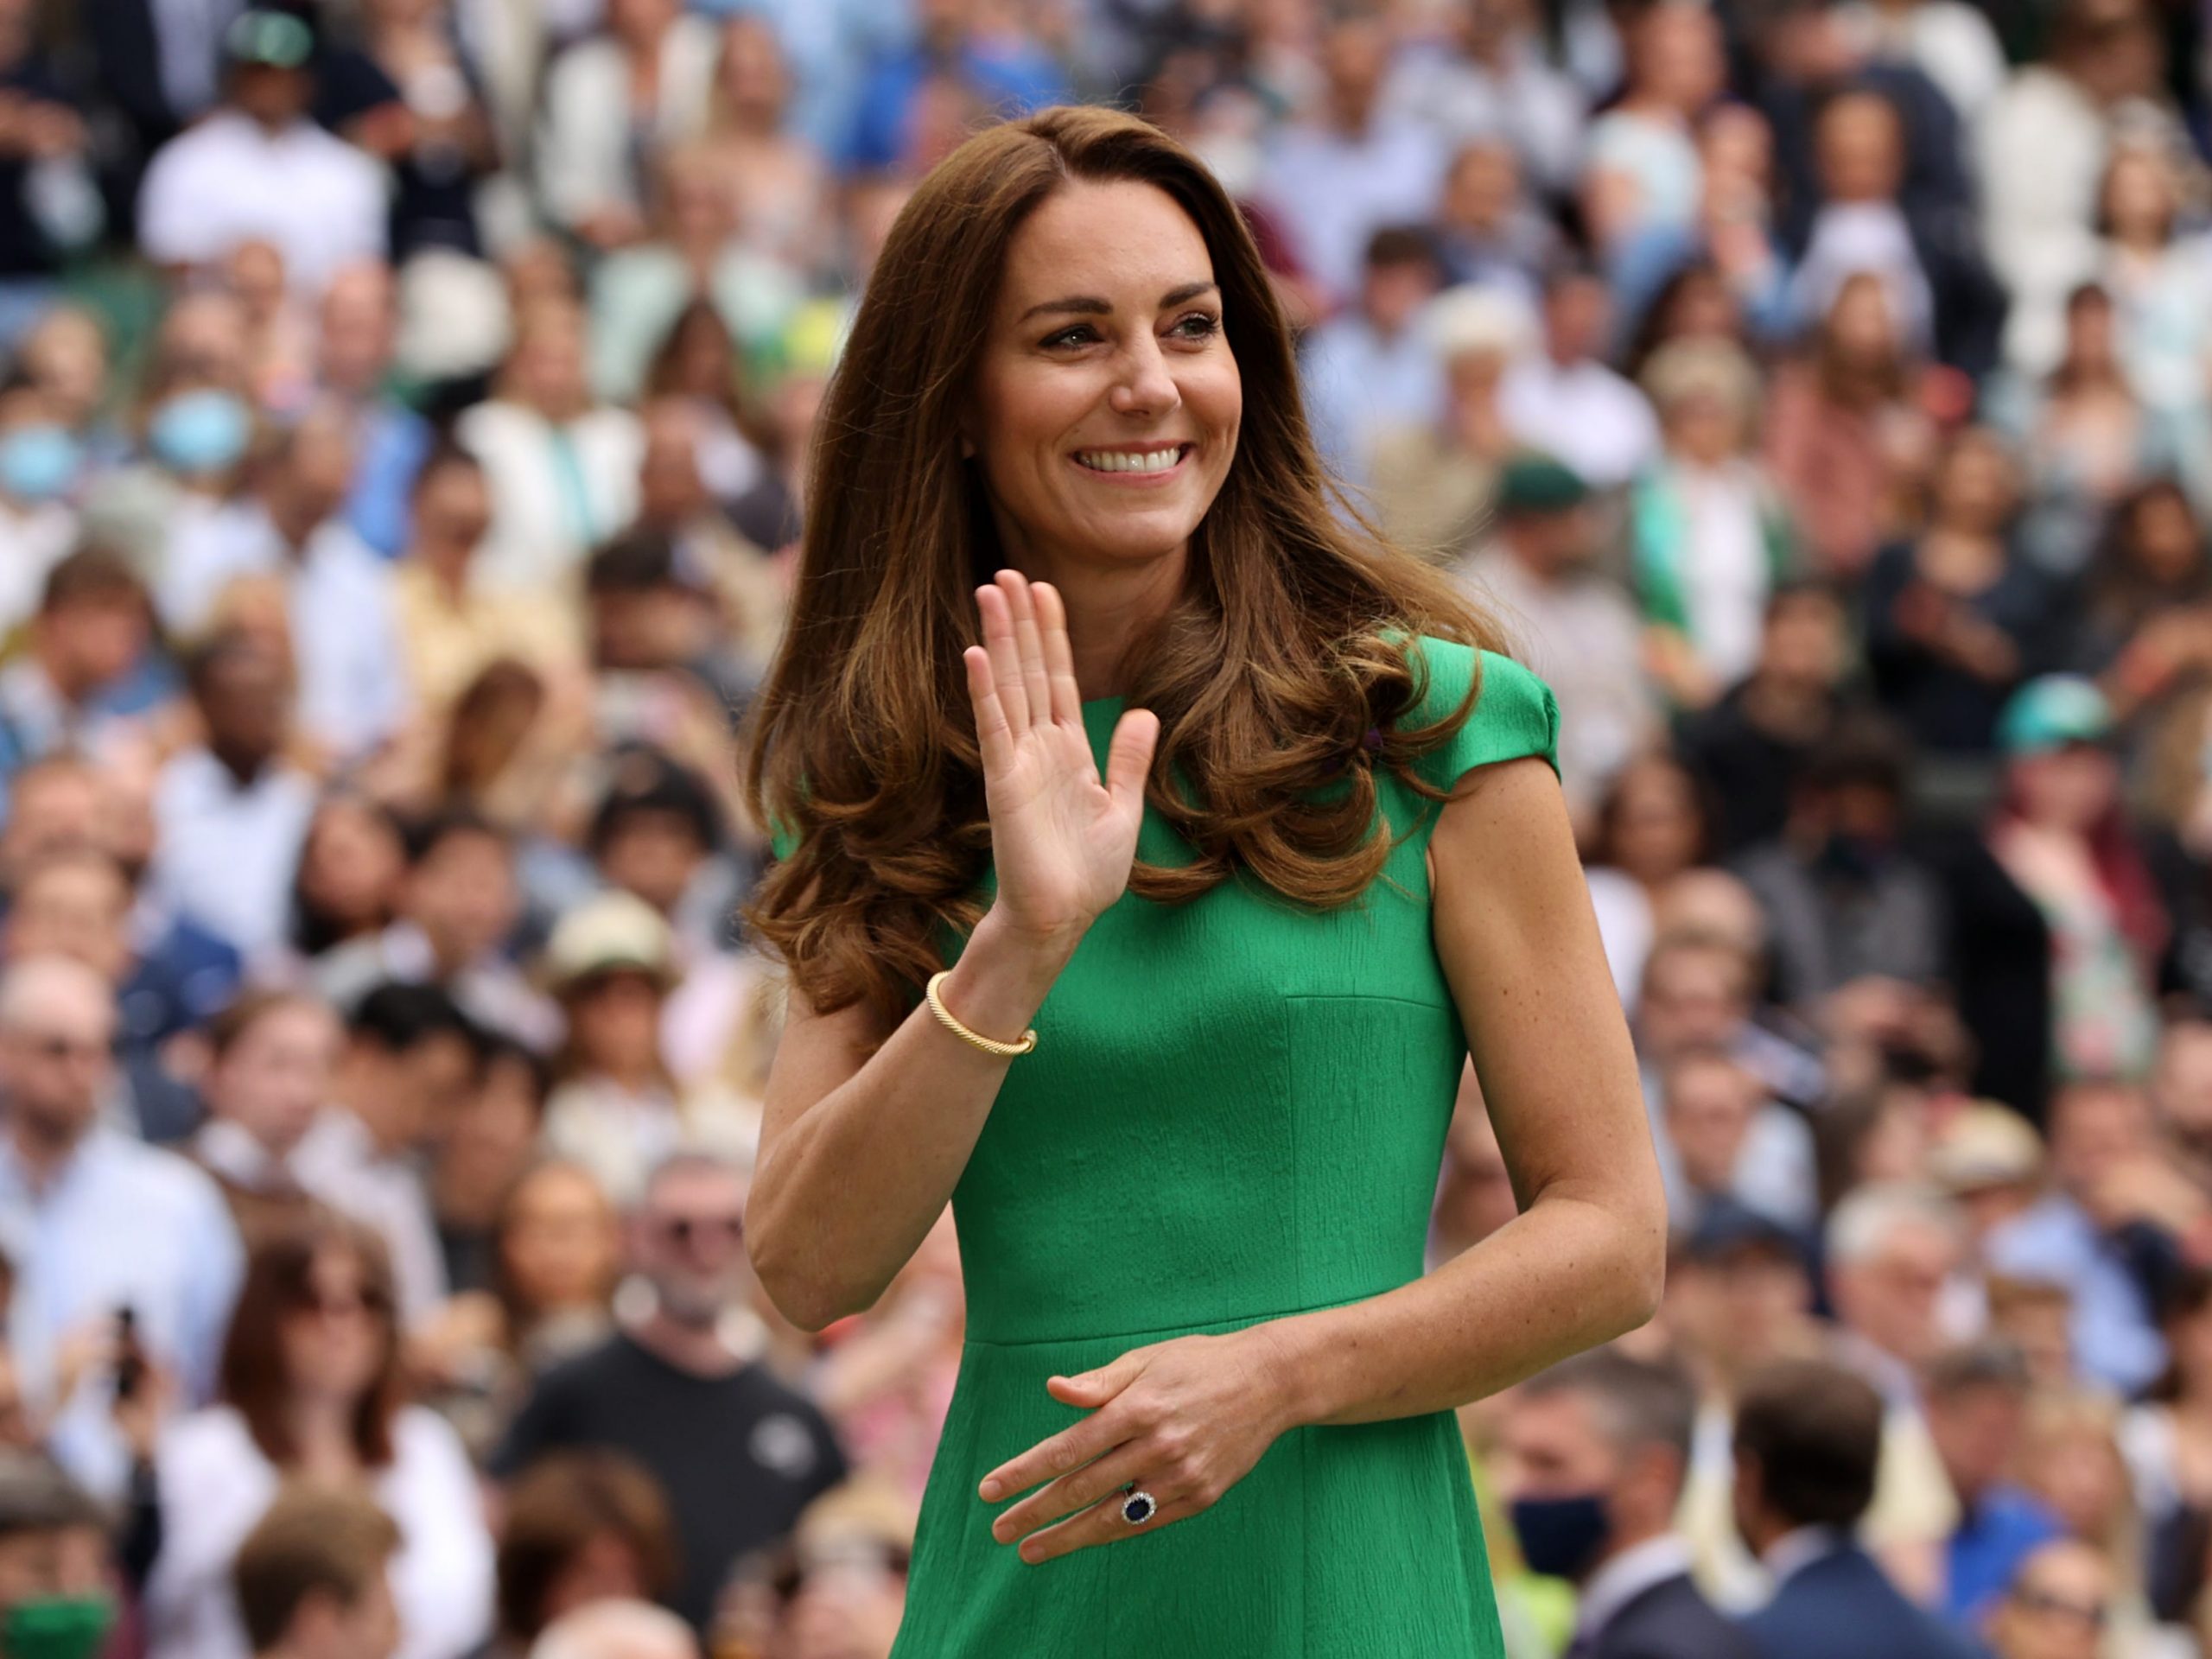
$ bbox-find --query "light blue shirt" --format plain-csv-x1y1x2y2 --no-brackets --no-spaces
1986,1192,2165,1395
1300,313,1446,486
0,1128,244,1497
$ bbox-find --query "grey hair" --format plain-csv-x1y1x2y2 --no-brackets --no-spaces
527,1600,696,1659
1825,1180,1965,1269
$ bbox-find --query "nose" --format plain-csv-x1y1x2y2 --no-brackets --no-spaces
1108,332,1180,420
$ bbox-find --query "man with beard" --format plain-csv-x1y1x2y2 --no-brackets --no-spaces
491,1152,848,1632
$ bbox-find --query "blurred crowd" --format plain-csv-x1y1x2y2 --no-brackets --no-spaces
0,0,2205,1656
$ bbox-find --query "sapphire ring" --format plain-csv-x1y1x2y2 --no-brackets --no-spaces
1120,1484,1157,1525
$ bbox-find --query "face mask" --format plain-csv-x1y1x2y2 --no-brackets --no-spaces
147,390,251,476
1509,1491,1612,1580
0,427,79,505
1816,831,1892,880
3,1594,117,1659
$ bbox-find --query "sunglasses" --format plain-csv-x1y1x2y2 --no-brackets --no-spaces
2012,1586,2109,1628
289,1284,391,1321
655,1214,746,1247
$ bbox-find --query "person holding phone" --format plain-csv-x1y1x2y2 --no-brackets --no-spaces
738,105,1665,1656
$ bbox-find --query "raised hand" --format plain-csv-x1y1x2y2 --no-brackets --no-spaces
964,569,1160,951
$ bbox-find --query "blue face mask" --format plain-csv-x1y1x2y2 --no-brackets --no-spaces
148,389,251,476
0,425,80,504
1509,1491,1613,1581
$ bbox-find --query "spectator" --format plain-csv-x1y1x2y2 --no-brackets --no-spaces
148,632,318,961
1863,425,2067,760
1299,226,1446,486
525,1600,693,1659
1983,1538,2133,1659
533,0,716,252
0,1451,119,1652
157,402,412,765
389,446,583,718
427,1039,552,1298
699,16,830,275
493,1452,678,1654
1763,271,1939,582
288,795,407,969
720,1478,912,1659
1362,283,1530,566
232,1482,402,1659
1732,718,1948,1012
1501,261,1662,492
0,385,86,641
1584,754,1714,1017
312,814,557,1053
312,263,433,561
2120,1267,2212,1623
0,954,242,1498
493,1152,848,1634
1252,11,1449,310
135,10,386,296
456,302,644,595
1923,1339,2065,1630
1494,1349,1753,1658
1983,677,2166,1088
1580,3,1725,261
143,1217,493,1659
1457,454,1658,827
1732,1357,1981,1659
1630,339,1800,707
1676,580,1857,856
0,548,172,786
1826,1180,1970,1407
1985,1079,2183,1395
839,0,1067,182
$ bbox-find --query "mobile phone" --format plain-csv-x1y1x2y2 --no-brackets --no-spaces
113,1306,146,1403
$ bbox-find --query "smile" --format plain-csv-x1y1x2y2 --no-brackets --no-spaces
1071,444,1192,475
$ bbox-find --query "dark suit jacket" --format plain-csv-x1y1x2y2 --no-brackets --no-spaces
1592,1571,1758,1659
1743,1546,1986,1659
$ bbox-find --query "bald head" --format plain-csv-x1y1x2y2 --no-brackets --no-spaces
0,955,116,1154
528,1601,696,1659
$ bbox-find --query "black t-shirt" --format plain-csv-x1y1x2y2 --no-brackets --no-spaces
492,1332,850,1630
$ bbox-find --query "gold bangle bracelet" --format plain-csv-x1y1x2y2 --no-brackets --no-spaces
925,969,1039,1057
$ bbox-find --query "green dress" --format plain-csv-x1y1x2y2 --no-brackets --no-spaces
772,636,1560,1656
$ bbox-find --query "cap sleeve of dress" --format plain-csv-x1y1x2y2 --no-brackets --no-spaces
1402,636,1562,793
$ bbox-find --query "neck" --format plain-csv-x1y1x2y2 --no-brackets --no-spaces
995,537,1186,701
632,1308,743,1376
9,1115,84,1188
1586,1522,1671,1582
210,741,272,786
286,1394,361,1470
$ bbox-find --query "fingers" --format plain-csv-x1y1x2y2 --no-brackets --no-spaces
978,1408,1124,1505
963,646,1013,777
1103,709,1160,814
976,580,1028,734
1008,1477,1194,1564
1002,573,1057,730
989,1436,1147,1548
1032,581,1084,726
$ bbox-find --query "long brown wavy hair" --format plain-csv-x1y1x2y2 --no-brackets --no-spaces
739,105,1510,1033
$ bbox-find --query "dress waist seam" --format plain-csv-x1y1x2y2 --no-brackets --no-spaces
963,1287,1385,1350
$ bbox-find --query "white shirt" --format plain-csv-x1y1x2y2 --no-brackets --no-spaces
145,1405,493,1659
1577,1533,1694,1643
1500,356,1661,490
137,111,388,296
454,398,643,593
0,499,79,635
160,510,410,761
0,1130,244,1499
149,748,318,959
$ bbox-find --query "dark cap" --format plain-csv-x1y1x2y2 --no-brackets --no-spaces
0,1452,107,1538
224,9,315,69
1494,454,1591,518
1681,1198,1808,1268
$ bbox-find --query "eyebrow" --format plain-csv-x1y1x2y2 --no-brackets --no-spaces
1017,282,1219,323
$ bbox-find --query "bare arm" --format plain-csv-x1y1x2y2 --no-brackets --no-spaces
746,912,1076,1330
1261,753,1668,1426
746,570,1160,1331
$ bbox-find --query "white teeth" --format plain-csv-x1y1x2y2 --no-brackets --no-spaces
1075,447,1183,474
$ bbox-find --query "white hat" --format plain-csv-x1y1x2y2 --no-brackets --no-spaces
541,890,675,993
1422,284,1536,365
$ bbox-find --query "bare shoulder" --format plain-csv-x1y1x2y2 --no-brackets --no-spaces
1422,751,1574,899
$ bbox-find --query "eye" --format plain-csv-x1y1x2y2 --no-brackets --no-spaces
1170,311,1222,340
1041,323,1102,349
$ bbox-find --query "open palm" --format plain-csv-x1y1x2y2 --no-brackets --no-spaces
965,570,1160,948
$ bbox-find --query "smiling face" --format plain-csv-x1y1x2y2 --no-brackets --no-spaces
965,179,1242,576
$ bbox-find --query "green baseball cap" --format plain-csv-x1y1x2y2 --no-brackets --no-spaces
225,10,315,70
1995,674,2112,756
1494,453,1590,518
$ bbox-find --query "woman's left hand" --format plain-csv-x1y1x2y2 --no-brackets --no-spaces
977,1326,1304,1562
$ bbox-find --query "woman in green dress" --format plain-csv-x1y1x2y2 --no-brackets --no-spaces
738,105,1666,1656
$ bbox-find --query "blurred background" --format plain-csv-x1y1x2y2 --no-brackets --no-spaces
0,0,2206,1655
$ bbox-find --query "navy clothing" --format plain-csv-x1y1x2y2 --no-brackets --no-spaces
1744,1546,1987,1659
1592,1573,1758,1659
